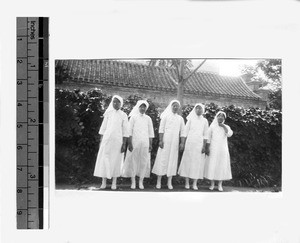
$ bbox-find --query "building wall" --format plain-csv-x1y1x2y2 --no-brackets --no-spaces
56,82,267,109
255,89,270,102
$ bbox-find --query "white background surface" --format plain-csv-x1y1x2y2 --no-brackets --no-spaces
1,0,300,242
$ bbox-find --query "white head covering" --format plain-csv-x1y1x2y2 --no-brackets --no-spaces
186,103,205,120
103,95,123,116
210,111,227,127
160,99,181,119
128,100,149,117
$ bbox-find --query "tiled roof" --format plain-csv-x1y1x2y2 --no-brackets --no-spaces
55,59,262,100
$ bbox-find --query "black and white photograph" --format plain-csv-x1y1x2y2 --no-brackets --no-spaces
55,58,282,192
1,0,300,242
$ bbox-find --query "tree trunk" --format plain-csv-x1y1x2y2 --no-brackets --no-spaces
177,78,184,109
176,59,206,110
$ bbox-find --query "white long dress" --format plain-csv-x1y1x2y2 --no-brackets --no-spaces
152,113,185,177
122,114,154,178
178,116,209,179
204,124,233,180
93,109,129,179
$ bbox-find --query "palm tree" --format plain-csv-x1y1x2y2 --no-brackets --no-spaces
147,59,207,106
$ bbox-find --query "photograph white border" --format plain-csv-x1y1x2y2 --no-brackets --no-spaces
1,1,300,242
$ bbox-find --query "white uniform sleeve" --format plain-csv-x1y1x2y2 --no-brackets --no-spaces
99,115,108,135
203,119,209,139
148,116,155,138
207,126,212,143
128,116,135,137
179,117,185,137
122,113,129,137
183,119,191,137
158,116,167,133
226,125,233,137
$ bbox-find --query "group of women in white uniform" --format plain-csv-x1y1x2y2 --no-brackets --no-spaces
93,95,233,191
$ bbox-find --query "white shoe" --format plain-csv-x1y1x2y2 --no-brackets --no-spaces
209,185,214,191
111,184,117,190
168,184,173,190
100,184,106,189
185,184,190,189
193,185,198,190
156,183,161,189
218,186,223,192
139,183,144,190
131,184,136,189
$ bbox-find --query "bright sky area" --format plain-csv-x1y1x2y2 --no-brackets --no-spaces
193,59,258,76
124,59,259,77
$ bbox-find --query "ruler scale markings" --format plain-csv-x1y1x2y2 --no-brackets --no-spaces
27,51,38,235
39,16,44,230
26,17,29,229
17,17,48,230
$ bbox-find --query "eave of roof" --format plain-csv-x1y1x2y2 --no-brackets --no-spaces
55,59,262,100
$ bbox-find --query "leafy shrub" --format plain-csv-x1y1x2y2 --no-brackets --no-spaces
56,88,282,188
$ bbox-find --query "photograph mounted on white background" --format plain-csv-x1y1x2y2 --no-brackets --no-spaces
55,58,282,192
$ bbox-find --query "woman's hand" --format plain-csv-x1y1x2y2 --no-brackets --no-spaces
205,147,210,156
179,142,185,152
128,142,133,152
121,143,126,153
219,123,228,133
205,144,210,156
159,140,164,149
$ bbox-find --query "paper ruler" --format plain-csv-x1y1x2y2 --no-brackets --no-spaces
16,17,49,229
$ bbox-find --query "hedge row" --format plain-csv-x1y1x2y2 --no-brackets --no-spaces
55,88,282,188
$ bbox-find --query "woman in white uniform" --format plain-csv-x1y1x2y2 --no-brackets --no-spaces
204,111,233,191
178,103,209,190
122,100,155,190
93,95,129,190
152,100,185,190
